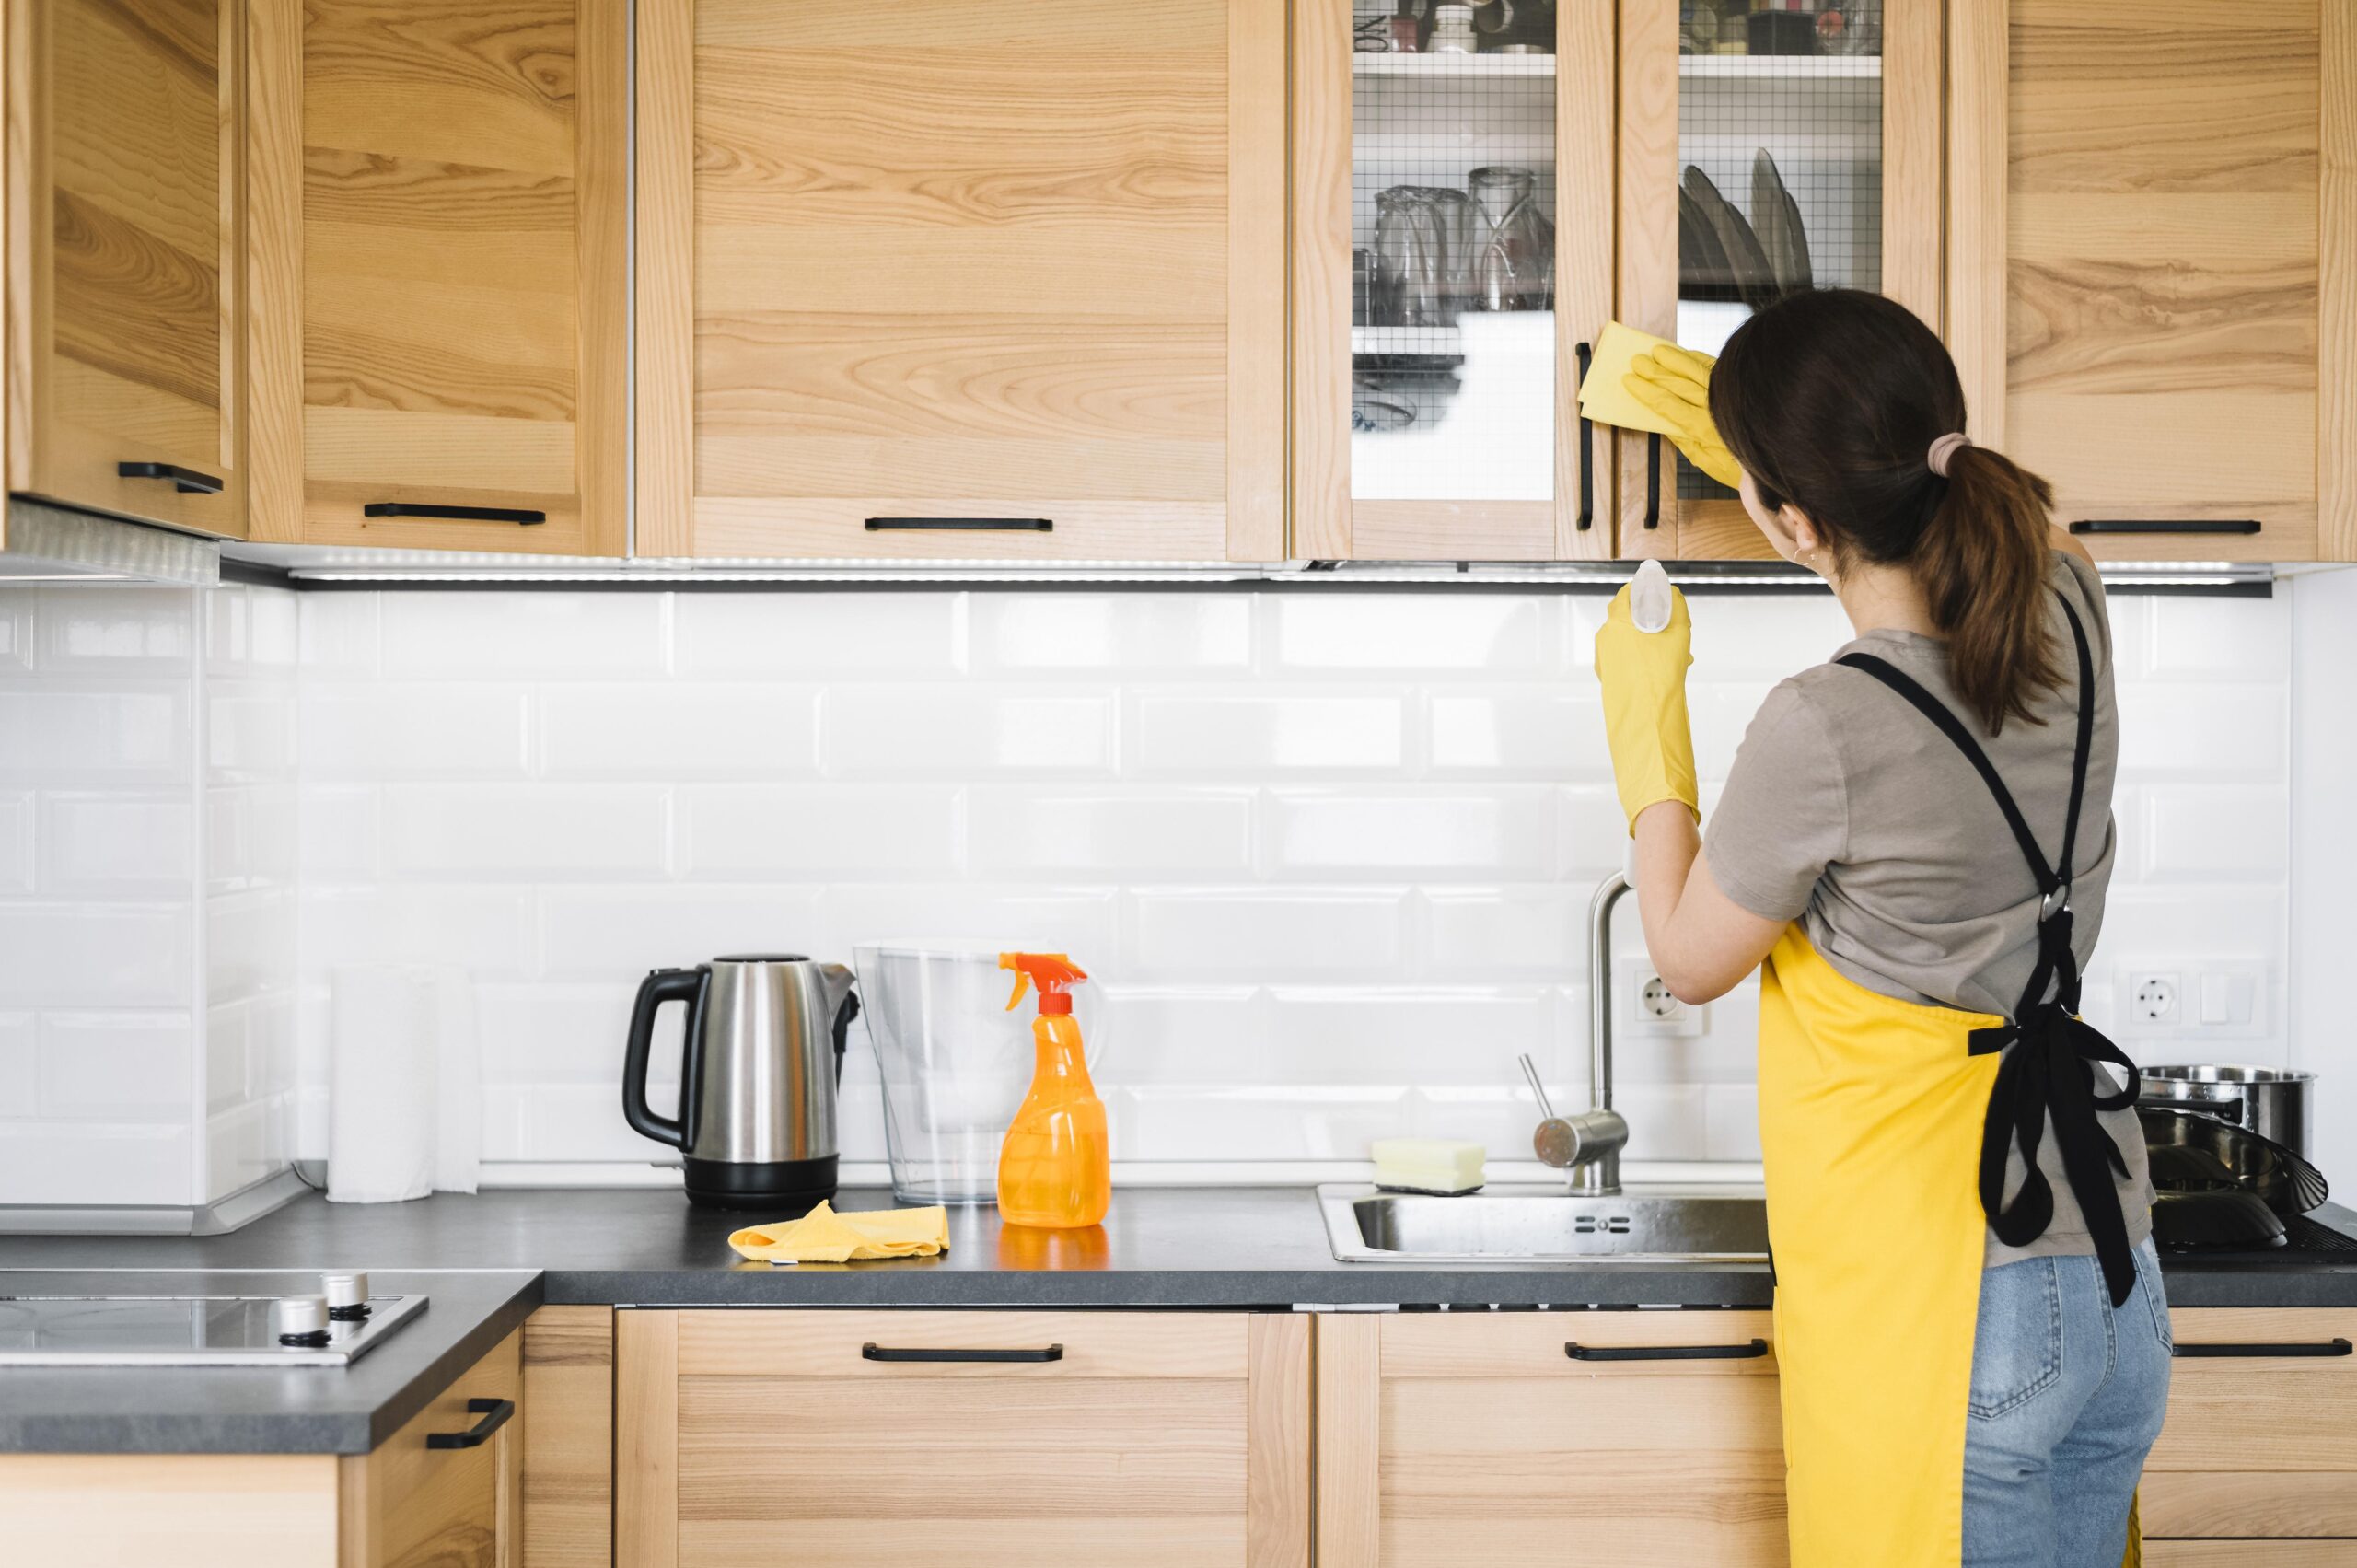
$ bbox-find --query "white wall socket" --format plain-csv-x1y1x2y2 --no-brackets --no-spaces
2130,971,2181,1025
2117,963,2268,1039
1630,972,1707,1038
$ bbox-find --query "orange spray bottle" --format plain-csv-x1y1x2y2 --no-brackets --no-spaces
995,953,1109,1228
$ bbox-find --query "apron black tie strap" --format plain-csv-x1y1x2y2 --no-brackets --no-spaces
1839,595,2142,1308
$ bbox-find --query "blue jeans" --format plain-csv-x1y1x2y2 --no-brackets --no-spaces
1963,1239,2173,1568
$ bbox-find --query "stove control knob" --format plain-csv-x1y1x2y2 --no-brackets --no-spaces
322,1271,371,1321
275,1295,331,1346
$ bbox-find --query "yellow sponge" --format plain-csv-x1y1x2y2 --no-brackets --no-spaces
1370,1138,1485,1196
1576,319,1684,438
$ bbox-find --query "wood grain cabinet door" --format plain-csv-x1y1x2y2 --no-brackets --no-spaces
6,0,257,537
616,1309,1310,1568
278,0,626,554
1952,0,2356,563
1316,1311,1790,1568
340,1326,523,1568
634,0,1286,563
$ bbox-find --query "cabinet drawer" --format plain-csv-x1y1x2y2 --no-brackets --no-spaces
621,1309,1307,1568
2154,1310,2357,1473
2142,1470,2357,1540
340,1328,522,1568
1328,1315,1787,1568
2144,1546,2357,1567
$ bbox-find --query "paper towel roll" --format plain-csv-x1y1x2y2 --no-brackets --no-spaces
328,966,481,1203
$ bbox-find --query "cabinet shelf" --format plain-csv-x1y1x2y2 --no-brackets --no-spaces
1678,52,1882,80
1353,51,1556,77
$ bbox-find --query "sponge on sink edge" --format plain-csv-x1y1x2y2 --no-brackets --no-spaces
1369,1137,1485,1196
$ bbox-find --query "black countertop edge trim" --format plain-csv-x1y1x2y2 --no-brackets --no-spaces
365,1273,544,1450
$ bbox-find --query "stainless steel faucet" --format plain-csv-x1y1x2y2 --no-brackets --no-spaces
1521,871,1632,1193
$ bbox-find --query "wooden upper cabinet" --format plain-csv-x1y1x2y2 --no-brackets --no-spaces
265,0,627,554
1950,0,2354,563
7,0,261,538
1289,0,1613,563
1616,0,1945,560
633,0,1285,563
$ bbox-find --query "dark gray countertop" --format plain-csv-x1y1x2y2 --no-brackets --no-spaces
4,1185,2353,1454
0,1268,540,1455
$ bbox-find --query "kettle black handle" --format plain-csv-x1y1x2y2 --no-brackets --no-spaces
623,967,706,1148
830,990,861,1085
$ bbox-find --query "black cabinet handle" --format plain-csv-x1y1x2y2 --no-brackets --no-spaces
1566,1338,1770,1363
865,517,1053,532
1574,342,1594,532
2174,1338,2353,1360
2069,519,2261,537
425,1397,516,1449
117,461,223,495
1643,433,1662,529
364,503,546,525
862,1342,1064,1364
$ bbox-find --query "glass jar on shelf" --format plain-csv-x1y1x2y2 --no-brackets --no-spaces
1469,166,1553,312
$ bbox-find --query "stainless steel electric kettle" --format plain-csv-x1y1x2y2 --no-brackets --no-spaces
622,954,860,1209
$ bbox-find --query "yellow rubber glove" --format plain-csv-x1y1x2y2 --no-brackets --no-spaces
1594,577,1699,834
1622,345,1743,491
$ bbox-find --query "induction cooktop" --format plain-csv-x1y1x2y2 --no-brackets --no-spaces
0,1283,426,1367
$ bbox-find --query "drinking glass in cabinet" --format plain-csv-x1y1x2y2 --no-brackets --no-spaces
1349,9,1559,507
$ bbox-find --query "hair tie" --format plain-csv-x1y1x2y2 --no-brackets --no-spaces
1926,432,1972,478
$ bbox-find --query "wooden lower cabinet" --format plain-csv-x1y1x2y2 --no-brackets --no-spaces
339,1325,523,1568
615,1308,1311,1568
1316,1310,1788,1568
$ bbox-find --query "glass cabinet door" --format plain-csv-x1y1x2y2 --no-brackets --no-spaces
1615,0,1942,558
1295,0,1613,561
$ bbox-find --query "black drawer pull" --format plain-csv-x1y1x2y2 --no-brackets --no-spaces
117,460,223,494
862,1342,1064,1364
1574,341,1594,531
2068,520,2262,537
1643,433,1662,529
424,1397,516,1449
364,503,546,525
1566,1338,1769,1363
2174,1338,2353,1360
865,517,1053,532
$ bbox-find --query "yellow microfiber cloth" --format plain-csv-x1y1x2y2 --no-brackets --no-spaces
1576,319,1684,438
727,1201,950,1264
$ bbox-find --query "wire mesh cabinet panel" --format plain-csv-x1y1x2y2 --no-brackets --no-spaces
1293,0,1615,562
1614,0,1942,560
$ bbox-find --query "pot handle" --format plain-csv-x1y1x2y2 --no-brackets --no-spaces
623,967,706,1148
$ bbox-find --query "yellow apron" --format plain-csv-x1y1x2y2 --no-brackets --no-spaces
1760,931,2141,1568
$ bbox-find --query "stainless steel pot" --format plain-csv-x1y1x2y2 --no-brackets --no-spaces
2138,1065,2314,1159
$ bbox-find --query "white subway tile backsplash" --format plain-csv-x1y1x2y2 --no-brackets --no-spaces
1426,689,1609,778
2143,786,2290,880
298,592,379,675
301,686,530,778
539,885,827,977
824,885,1119,964
380,593,669,679
299,887,538,977
1261,986,1555,1082
381,784,671,879
679,784,960,877
2116,685,2287,778
1125,888,1409,981
0,1122,194,1205
0,590,31,673
0,687,188,783
1689,681,1780,784
1263,788,1555,879
1685,593,1849,680
971,596,1250,676
208,687,298,780
36,1012,193,1117
1116,1085,1410,1161
1132,691,1407,775
822,688,1115,777
476,982,642,1085
207,784,299,893
35,587,193,672
0,1012,34,1116
41,793,194,895
543,685,819,777
2144,596,2288,681
676,593,962,678
1421,887,1581,980
0,904,192,1006
299,786,380,877
1270,595,1549,673
968,787,1254,877
0,792,31,894
1559,785,1630,879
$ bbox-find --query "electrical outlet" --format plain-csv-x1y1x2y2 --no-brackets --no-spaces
1630,973,1706,1037
2129,972,2181,1026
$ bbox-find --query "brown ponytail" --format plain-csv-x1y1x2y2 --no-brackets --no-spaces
1707,289,2065,733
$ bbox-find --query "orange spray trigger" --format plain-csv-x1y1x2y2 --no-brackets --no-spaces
1000,952,1088,1016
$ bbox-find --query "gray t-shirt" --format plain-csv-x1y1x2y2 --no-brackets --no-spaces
1707,552,2154,1267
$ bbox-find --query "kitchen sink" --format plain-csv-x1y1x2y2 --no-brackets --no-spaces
1319,1183,1771,1263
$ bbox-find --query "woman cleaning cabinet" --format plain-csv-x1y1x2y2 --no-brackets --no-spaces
1597,290,2165,1568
